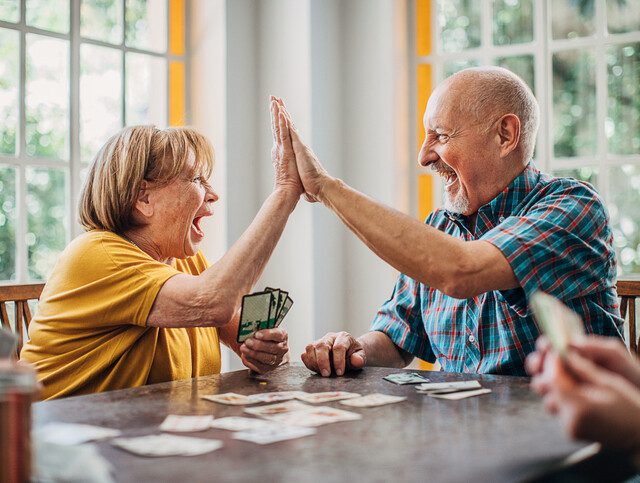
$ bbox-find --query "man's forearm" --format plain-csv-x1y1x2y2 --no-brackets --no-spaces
358,331,413,368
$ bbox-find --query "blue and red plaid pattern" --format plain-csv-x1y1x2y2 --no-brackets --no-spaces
370,162,623,375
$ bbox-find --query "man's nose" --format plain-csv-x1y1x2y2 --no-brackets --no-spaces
417,139,437,167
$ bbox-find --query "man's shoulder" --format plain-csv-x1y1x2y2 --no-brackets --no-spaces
532,172,606,212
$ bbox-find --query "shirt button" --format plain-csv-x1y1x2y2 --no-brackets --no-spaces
499,216,505,222
468,335,476,344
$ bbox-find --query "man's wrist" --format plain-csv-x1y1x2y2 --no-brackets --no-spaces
316,175,340,205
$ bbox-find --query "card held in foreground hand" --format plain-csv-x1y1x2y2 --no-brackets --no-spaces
529,291,585,356
339,393,407,407
237,291,276,343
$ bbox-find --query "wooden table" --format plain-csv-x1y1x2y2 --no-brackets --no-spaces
33,364,634,482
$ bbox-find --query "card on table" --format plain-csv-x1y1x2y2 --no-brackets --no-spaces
244,400,311,417
427,388,492,400
294,391,361,404
201,393,255,405
529,290,585,356
35,423,122,446
247,391,305,404
209,417,281,432
264,406,362,427
111,434,223,457
232,426,316,445
237,291,277,342
383,372,431,385
159,415,215,433
339,393,407,407
415,380,482,393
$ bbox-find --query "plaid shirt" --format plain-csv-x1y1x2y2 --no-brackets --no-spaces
370,162,623,375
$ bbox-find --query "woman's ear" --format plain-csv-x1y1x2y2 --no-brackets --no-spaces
134,180,154,218
496,113,521,158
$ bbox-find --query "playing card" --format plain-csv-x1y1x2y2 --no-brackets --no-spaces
159,415,215,433
247,391,305,404
294,391,361,404
0,327,18,358
415,380,482,392
209,417,281,431
265,287,284,327
237,291,276,343
383,372,431,385
264,406,362,427
201,393,254,405
35,423,122,445
275,296,293,327
244,400,311,417
427,388,492,400
111,434,223,457
529,291,585,356
232,426,316,445
339,393,407,407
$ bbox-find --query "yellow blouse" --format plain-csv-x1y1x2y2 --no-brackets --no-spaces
20,230,221,400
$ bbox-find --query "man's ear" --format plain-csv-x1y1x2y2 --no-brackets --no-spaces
495,113,521,158
134,180,154,218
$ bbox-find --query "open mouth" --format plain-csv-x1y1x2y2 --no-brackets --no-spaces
430,162,458,187
191,216,204,237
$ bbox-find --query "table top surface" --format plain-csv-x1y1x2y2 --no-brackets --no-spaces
34,364,589,483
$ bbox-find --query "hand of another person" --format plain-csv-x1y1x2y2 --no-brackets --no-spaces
301,331,366,377
275,98,331,203
535,350,640,456
270,96,304,199
240,328,289,374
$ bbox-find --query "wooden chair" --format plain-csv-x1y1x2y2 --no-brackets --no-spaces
0,283,45,357
616,276,640,356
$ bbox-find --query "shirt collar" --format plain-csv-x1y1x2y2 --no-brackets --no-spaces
444,161,541,230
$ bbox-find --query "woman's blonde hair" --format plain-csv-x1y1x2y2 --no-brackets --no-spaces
79,125,214,233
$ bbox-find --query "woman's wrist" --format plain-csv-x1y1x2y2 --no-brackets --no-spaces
271,186,300,210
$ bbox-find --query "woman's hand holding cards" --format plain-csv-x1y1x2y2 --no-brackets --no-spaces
240,328,289,374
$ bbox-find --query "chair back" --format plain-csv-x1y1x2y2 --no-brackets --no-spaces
0,283,45,357
617,277,640,356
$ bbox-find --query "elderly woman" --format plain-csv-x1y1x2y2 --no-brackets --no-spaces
21,99,299,400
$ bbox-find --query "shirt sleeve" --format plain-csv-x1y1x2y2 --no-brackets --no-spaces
369,274,435,363
481,180,615,314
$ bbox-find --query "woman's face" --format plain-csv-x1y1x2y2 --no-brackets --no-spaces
147,152,218,260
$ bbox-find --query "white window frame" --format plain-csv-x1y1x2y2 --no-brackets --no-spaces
0,0,188,283
414,0,640,212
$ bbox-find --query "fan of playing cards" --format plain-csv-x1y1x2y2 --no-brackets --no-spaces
237,287,293,343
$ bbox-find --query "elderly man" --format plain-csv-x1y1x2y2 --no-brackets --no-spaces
274,66,623,377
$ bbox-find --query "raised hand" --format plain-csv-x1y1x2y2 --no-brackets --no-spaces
270,96,304,198
301,331,366,377
275,98,331,203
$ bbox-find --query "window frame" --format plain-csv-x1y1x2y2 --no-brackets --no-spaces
0,0,189,283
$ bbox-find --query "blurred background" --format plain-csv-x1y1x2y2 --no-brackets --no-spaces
0,0,638,369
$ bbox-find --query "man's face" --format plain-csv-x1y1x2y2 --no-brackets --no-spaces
417,84,502,216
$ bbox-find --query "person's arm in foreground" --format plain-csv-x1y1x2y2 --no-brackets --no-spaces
147,98,303,329
526,335,640,460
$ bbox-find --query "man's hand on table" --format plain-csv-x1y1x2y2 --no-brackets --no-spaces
301,331,366,377
240,328,289,374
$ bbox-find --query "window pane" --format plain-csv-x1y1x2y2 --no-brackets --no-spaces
607,0,640,35
438,0,481,53
125,0,167,53
607,42,640,155
0,28,19,156
80,44,122,163
26,34,69,160
609,165,640,274
553,167,599,188
492,0,534,46
81,0,124,44
0,0,19,23
26,0,70,34
552,49,596,158
443,59,480,79
495,55,535,93
26,168,67,281
551,0,595,40
126,53,166,125
0,165,16,281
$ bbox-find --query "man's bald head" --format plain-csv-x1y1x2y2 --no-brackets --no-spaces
438,66,540,162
